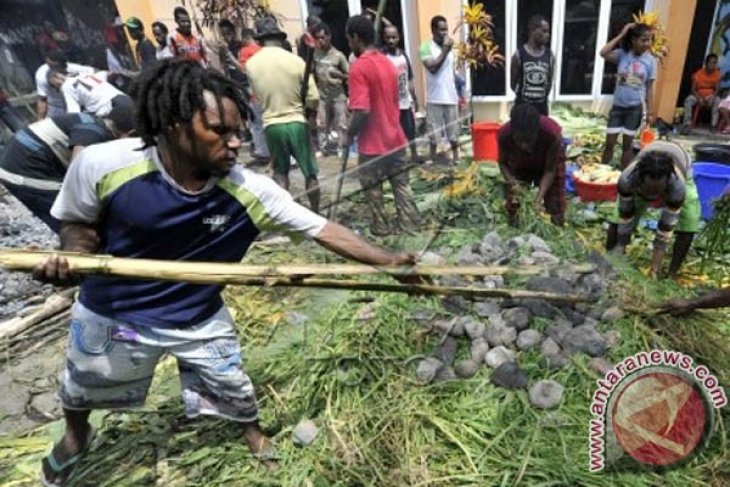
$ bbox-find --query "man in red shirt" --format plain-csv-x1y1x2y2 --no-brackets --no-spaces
497,103,566,226
170,7,208,66
345,15,420,236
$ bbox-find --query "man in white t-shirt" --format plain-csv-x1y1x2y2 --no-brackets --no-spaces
383,25,421,163
419,15,459,165
34,50,94,119
48,70,132,118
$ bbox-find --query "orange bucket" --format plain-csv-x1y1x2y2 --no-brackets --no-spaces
471,122,500,162
640,128,656,148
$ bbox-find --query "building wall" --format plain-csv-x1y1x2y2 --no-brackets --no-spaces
411,0,463,114
469,0,700,123
115,0,698,126
651,0,697,122
115,0,306,44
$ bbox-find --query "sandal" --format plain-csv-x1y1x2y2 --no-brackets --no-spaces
40,427,96,487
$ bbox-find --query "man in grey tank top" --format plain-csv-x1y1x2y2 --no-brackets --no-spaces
511,14,554,116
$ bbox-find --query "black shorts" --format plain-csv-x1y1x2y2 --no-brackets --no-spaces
399,109,416,142
607,105,643,136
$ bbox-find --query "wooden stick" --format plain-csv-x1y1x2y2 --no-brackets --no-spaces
0,289,74,340
328,146,350,221
182,276,593,303
0,248,595,278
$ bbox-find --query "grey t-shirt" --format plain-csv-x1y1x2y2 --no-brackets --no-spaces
314,47,349,102
617,141,691,245
611,49,657,108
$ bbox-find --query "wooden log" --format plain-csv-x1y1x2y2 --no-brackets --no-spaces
7,309,71,345
0,289,74,340
0,248,595,279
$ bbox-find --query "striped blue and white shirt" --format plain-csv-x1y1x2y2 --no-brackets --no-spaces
51,137,327,328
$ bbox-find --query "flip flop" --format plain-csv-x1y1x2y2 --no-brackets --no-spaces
40,427,96,487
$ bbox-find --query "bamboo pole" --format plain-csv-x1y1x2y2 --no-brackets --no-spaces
0,249,595,303
225,277,592,303
0,248,595,279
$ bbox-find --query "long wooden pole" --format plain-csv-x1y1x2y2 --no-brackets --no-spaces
0,249,595,278
328,146,350,221
373,0,389,40
207,277,592,302
0,249,596,302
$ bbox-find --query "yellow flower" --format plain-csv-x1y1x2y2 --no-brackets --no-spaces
471,25,487,40
455,1,503,67
464,3,485,25
633,10,659,28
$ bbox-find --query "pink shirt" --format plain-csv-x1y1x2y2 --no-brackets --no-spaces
349,50,407,156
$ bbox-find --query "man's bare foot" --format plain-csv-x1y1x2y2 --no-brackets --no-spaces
243,423,278,471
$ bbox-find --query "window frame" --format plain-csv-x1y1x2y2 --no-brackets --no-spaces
554,0,602,100
468,0,648,105
471,0,515,102
705,0,722,59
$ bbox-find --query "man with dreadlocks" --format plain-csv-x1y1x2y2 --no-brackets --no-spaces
33,59,418,485
606,140,701,279
497,103,566,227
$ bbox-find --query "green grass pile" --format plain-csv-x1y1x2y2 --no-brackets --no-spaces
1,162,728,487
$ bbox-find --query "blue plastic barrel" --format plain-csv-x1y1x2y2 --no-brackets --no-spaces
693,162,730,219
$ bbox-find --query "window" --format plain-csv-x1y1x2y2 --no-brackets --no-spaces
471,0,507,96
516,0,554,48
600,0,646,94
560,0,600,95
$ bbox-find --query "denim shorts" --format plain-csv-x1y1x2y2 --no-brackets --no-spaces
606,105,643,136
59,302,258,422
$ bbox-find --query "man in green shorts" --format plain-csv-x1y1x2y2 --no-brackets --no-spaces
247,17,321,212
606,141,701,279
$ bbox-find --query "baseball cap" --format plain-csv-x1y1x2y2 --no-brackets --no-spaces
125,17,143,30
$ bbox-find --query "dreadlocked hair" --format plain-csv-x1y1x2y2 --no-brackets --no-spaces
510,103,541,135
131,59,251,148
636,152,675,181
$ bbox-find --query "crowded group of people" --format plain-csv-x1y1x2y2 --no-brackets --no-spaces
499,19,704,283
0,9,725,487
